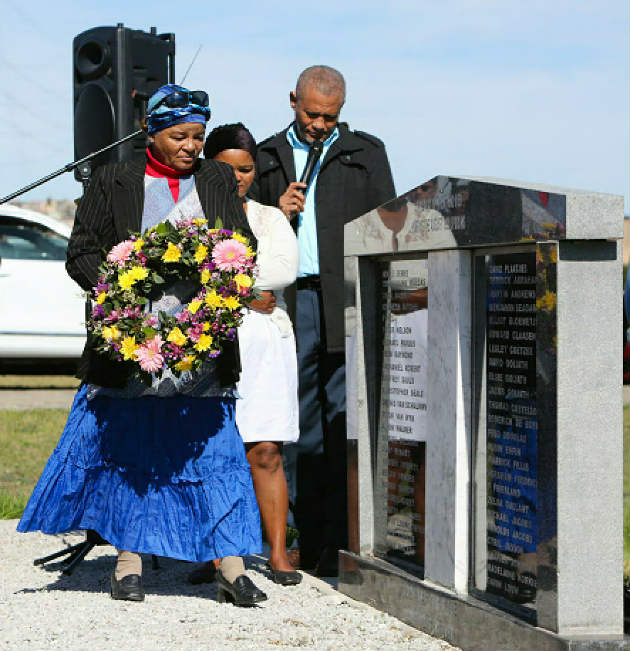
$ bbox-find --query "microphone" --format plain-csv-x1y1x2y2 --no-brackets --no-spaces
299,140,324,189
290,141,324,219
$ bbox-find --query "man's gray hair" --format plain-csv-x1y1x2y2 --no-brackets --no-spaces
296,65,346,103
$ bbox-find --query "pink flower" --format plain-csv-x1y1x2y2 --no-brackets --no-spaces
211,239,248,271
107,240,135,267
143,315,159,328
135,335,164,373
123,306,142,319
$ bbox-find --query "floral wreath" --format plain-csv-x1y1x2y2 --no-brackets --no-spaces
88,216,256,381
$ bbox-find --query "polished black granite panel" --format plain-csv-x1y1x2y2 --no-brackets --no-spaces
485,251,538,613
369,258,428,576
346,177,567,255
471,246,559,626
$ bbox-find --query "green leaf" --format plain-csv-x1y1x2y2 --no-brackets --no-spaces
214,216,224,229
155,222,168,235
142,327,157,338
152,272,165,284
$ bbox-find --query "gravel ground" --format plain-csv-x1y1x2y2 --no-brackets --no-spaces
0,521,459,651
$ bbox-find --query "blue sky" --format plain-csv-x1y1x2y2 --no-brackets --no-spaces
0,0,628,211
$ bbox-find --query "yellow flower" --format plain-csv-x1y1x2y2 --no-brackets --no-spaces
188,299,202,315
194,333,214,352
204,290,223,309
233,233,248,245
200,269,211,284
536,290,557,311
162,242,182,263
549,247,557,263
246,246,255,258
192,218,207,226
174,355,196,372
102,325,121,341
541,221,556,232
194,244,208,264
96,292,107,304
167,327,187,347
129,266,148,281
133,238,144,251
223,295,241,310
118,271,136,291
120,336,137,361
234,273,253,290
202,322,210,331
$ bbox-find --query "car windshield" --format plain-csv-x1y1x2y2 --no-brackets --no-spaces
0,217,68,261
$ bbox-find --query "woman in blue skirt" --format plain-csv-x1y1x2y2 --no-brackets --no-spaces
17,85,266,606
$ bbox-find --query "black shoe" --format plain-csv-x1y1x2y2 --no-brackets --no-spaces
215,571,267,606
110,574,145,601
188,562,217,585
265,562,302,586
315,546,339,577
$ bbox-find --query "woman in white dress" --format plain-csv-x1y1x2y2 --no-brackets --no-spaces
189,123,301,585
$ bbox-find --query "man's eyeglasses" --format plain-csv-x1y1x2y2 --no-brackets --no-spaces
153,90,210,111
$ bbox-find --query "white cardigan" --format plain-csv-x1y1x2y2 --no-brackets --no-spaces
246,199,299,335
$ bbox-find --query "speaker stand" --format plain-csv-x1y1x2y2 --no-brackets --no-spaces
34,530,160,575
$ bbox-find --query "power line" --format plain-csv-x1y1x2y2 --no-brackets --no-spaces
2,0,56,42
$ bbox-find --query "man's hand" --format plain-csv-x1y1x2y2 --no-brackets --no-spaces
278,182,307,219
249,290,276,314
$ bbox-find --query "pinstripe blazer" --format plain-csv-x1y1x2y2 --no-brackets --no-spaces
66,155,255,389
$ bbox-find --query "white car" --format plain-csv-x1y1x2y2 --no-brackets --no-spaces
0,205,86,365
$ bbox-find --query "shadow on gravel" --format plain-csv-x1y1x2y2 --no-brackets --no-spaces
14,552,275,600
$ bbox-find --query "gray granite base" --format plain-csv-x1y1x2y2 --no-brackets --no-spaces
338,551,628,651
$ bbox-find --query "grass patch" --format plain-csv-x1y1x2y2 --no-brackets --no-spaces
625,404,629,579
0,409,67,519
0,492,28,519
0,374,80,389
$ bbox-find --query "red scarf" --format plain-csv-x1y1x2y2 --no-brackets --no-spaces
145,148,188,203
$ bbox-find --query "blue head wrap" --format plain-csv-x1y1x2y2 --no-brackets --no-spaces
146,84,211,135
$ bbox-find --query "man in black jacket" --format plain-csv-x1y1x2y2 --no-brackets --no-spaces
250,65,395,575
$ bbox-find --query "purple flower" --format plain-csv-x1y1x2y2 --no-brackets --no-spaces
91,304,105,319
208,350,221,358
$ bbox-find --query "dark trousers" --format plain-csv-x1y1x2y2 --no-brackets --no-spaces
284,286,347,565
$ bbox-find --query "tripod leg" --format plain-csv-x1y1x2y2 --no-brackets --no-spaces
34,541,86,566
61,542,90,567
61,542,95,576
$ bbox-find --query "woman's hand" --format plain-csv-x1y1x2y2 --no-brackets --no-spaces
249,290,276,314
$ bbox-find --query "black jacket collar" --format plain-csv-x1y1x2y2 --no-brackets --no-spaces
258,124,366,182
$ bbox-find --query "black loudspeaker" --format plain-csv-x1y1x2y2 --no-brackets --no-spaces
73,23,175,178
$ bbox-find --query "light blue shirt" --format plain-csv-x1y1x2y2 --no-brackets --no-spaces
286,124,339,277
